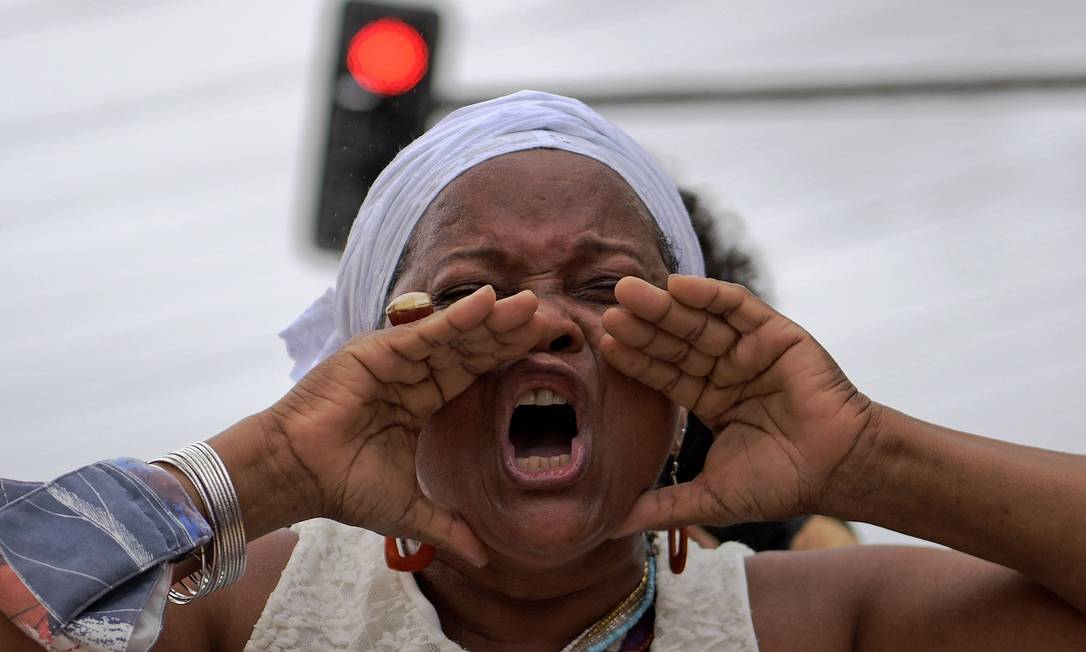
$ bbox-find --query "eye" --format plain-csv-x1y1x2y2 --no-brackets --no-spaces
432,282,518,307
575,278,620,304
432,284,485,308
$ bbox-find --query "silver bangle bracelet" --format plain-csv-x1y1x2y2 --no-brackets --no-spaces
154,441,247,604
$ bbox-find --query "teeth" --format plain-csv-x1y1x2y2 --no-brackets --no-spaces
515,388,570,407
514,454,574,472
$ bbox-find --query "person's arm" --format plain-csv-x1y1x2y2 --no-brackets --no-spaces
0,460,213,652
746,544,1086,652
601,274,1086,647
0,423,277,652
0,525,298,652
1,286,547,652
829,406,1086,614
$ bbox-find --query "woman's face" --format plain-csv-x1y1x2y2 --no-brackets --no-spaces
387,149,681,569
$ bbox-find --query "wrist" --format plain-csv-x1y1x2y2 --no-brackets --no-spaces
818,398,896,522
150,461,210,522
207,411,322,540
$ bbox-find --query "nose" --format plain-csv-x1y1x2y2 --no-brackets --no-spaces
531,299,586,353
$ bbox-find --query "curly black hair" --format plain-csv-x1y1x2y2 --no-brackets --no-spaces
678,187,766,299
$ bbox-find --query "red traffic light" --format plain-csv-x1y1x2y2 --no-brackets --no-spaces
346,17,429,96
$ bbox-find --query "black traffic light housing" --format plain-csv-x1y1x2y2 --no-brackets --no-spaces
315,1,439,250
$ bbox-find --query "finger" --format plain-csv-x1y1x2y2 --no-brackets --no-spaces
411,285,497,351
419,291,543,367
484,289,540,332
384,287,496,365
707,326,802,391
427,311,549,400
380,289,547,404
599,334,706,409
601,308,716,377
666,274,772,335
426,309,548,373
345,333,432,386
612,482,731,537
410,289,540,367
494,311,550,351
456,322,548,372
402,495,488,568
613,276,738,356
387,378,446,419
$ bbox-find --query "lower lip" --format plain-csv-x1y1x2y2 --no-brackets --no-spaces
502,435,589,489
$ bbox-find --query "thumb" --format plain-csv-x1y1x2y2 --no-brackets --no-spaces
612,481,725,538
401,495,488,568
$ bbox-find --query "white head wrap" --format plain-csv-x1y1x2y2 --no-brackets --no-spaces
281,90,705,381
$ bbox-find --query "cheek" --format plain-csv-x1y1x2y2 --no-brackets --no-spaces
598,361,678,483
414,382,493,500
580,311,676,481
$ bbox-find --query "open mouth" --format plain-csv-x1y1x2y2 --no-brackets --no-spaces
506,388,583,479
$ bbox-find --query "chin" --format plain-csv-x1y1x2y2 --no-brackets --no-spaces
478,496,615,566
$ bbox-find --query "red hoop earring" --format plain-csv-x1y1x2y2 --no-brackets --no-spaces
384,536,435,572
668,526,688,574
666,452,688,574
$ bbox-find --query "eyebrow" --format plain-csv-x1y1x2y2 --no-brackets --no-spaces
434,236,652,268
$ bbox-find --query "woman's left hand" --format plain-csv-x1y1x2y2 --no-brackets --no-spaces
600,274,880,534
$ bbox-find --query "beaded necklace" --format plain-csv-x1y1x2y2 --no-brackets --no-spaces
561,534,658,652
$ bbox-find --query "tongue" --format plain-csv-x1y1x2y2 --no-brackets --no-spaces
515,431,571,458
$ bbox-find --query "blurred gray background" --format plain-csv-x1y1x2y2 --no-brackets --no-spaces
2,0,1085,546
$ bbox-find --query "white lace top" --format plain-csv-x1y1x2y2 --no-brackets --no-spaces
246,520,759,651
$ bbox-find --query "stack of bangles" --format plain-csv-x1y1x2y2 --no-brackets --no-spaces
154,442,246,604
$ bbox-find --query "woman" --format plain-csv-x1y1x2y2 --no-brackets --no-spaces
1,91,1084,651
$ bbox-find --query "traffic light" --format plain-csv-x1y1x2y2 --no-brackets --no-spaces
315,1,439,250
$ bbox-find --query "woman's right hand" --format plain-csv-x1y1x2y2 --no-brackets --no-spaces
265,286,547,566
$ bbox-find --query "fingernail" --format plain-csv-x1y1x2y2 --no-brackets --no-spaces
386,292,434,326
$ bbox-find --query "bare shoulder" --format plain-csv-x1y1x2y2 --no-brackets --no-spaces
746,545,1086,652
155,528,299,652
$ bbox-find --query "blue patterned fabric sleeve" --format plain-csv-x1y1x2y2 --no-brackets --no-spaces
0,459,212,651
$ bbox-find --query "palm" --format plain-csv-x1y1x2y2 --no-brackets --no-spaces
600,275,874,530
270,286,546,562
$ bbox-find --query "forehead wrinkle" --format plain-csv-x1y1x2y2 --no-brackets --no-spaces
568,235,651,266
433,244,509,268
431,234,652,273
